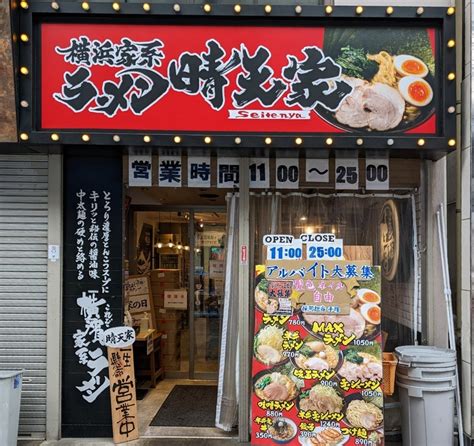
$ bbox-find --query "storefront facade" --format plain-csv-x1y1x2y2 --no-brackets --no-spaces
0,0,473,444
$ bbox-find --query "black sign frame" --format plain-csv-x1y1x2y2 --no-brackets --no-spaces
18,3,456,159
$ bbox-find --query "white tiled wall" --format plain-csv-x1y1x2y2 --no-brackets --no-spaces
382,281,419,329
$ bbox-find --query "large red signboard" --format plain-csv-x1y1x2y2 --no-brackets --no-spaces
41,23,437,134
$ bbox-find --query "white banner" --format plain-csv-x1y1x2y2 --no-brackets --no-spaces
129,154,152,187
249,157,269,189
159,155,182,187
276,158,299,189
365,154,390,190
188,155,211,188
306,158,329,183
217,157,240,188
335,157,359,190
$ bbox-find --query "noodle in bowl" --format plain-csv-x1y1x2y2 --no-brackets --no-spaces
254,325,287,366
292,339,342,372
254,371,299,402
345,399,383,431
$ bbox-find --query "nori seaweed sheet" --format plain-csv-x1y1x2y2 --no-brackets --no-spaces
324,27,435,76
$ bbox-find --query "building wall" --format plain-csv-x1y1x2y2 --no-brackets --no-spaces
0,0,17,142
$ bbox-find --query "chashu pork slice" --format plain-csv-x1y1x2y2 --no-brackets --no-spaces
262,382,289,401
334,77,370,128
363,83,405,131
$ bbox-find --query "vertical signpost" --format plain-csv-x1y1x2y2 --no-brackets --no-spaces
103,326,139,444
251,234,384,446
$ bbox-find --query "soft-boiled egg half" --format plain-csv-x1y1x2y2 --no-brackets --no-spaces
360,303,381,325
398,76,433,107
394,55,429,78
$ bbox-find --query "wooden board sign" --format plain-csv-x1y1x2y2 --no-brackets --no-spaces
107,345,139,444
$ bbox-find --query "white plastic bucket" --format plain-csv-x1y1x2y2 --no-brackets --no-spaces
395,346,457,446
396,372,456,389
397,379,455,446
0,370,23,446
397,364,456,380
395,346,456,368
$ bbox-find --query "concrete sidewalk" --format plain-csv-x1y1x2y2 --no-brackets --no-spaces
20,439,403,446
21,440,244,446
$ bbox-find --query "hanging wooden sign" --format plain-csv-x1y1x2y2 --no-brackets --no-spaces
107,345,139,444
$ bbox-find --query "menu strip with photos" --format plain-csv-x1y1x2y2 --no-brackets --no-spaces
251,234,384,446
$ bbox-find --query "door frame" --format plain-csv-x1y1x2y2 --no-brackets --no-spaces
127,204,226,380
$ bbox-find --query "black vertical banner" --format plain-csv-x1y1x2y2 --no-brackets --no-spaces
62,149,123,437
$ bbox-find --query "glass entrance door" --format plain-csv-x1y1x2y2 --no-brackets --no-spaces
129,208,226,379
192,212,226,376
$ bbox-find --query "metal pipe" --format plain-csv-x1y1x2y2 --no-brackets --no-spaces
411,194,420,345
436,205,463,446
238,158,250,443
189,210,195,379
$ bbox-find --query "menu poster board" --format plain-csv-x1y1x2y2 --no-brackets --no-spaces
251,235,384,446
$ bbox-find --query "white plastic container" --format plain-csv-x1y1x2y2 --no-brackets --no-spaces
397,379,455,446
395,346,457,446
0,370,23,446
395,345,456,368
396,373,456,389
